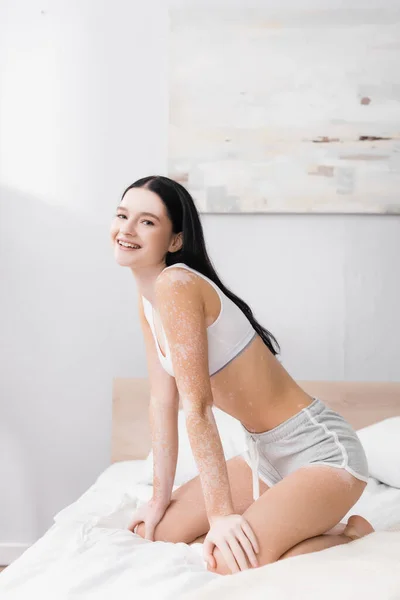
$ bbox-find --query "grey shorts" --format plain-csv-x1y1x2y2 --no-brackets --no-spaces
241,397,369,501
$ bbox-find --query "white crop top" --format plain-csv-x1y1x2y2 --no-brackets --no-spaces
142,263,257,378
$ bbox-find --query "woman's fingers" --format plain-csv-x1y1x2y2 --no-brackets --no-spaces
218,539,240,574
235,528,258,568
227,535,249,571
128,506,145,533
203,537,216,568
208,554,216,569
203,516,260,574
128,517,143,533
144,522,156,541
240,518,259,554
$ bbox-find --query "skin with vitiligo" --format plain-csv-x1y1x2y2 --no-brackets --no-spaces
155,270,236,521
149,394,178,506
110,185,374,575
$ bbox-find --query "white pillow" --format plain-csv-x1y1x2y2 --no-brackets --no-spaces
140,407,247,487
357,417,400,488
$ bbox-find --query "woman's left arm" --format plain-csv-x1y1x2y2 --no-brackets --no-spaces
155,270,259,572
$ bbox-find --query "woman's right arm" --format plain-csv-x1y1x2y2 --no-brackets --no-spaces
138,295,179,507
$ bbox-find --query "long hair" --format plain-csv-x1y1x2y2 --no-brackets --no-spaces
121,175,280,356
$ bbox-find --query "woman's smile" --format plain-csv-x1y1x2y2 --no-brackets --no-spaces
116,239,142,251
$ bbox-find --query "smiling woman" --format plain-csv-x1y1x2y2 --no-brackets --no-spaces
115,208,159,250
110,182,184,276
110,175,373,576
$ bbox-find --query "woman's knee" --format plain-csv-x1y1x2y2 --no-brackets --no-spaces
135,522,185,543
207,546,276,576
135,503,205,544
135,518,189,543
206,548,232,576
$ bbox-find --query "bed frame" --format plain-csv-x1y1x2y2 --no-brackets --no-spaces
111,379,400,462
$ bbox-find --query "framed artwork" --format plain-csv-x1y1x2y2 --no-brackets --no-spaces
168,8,400,213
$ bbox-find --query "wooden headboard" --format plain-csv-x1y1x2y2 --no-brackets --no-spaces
111,379,400,462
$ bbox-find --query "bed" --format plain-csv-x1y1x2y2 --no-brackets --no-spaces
1,379,400,599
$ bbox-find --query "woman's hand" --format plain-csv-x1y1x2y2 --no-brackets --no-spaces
203,514,260,574
128,498,170,541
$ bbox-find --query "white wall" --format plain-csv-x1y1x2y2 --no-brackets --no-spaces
0,0,399,560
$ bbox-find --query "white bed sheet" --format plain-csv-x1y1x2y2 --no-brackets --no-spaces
1,461,400,600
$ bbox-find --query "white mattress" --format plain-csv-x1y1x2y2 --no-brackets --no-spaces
1,461,400,600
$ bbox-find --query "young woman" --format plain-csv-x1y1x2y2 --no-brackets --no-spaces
110,175,374,576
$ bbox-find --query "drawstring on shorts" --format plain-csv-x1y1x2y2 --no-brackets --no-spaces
247,436,260,502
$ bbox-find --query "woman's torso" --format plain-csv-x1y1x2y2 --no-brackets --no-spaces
148,263,314,434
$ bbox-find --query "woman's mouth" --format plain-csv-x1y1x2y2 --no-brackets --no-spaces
117,240,141,251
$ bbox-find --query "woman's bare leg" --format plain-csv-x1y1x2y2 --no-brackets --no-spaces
135,456,374,562
208,465,370,575
279,515,375,560
191,533,207,544
135,455,269,543
193,515,374,551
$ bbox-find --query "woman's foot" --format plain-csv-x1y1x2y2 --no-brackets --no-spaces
342,515,375,540
325,514,375,538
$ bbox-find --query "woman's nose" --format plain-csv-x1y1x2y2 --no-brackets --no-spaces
121,226,136,236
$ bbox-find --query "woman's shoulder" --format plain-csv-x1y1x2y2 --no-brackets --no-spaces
156,262,200,286
155,263,205,304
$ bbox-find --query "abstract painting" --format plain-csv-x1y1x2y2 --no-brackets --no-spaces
168,8,400,213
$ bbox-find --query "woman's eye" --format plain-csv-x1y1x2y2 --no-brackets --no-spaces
115,214,154,225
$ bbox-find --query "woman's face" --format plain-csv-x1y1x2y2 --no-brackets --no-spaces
110,187,181,268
